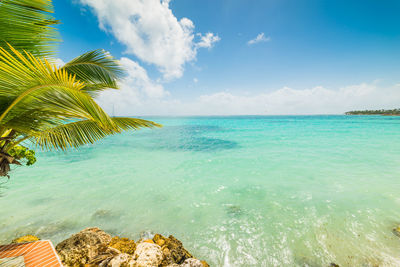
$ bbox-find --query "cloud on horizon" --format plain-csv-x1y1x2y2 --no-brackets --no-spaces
79,0,220,80
97,81,400,116
76,1,399,117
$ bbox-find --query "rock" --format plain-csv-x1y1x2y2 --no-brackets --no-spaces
133,242,163,267
56,227,112,267
163,235,192,264
152,234,195,265
225,205,243,217
142,239,154,244
108,237,136,255
36,220,78,237
91,209,115,221
393,226,400,237
88,247,121,266
107,253,134,267
180,258,203,267
153,234,165,247
12,235,40,243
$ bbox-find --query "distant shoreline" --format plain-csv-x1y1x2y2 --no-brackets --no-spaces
346,114,400,116
345,109,400,116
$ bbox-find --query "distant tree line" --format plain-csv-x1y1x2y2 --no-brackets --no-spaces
345,109,400,115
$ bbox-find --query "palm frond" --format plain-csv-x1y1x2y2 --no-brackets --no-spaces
0,0,59,57
0,44,116,131
112,117,162,130
35,118,161,151
62,50,124,90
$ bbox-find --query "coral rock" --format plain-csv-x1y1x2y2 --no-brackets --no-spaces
180,258,204,267
133,242,163,267
200,260,210,267
88,247,121,266
153,234,166,247
107,253,134,267
109,237,136,255
142,239,155,244
12,235,40,243
56,227,112,267
153,234,194,265
164,235,192,264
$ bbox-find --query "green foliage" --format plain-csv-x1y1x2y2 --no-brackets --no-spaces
62,49,125,93
0,0,59,57
345,109,400,115
0,0,161,177
8,145,36,166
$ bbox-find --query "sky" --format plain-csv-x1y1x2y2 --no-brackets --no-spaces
53,0,400,115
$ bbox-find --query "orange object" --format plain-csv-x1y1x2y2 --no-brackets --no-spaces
0,240,62,266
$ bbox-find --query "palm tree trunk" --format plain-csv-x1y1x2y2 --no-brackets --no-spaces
0,130,20,177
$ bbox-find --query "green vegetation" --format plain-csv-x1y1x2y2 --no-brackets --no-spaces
345,109,400,115
0,0,161,177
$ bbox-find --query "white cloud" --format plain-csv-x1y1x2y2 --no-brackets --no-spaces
247,33,271,45
193,78,198,83
54,58,65,68
97,81,400,116
196,32,221,49
97,57,168,114
79,0,220,80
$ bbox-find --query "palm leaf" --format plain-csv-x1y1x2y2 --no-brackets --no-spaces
0,44,115,130
62,50,124,90
0,0,59,57
35,118,161,151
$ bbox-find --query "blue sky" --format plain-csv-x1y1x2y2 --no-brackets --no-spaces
53,0,400,115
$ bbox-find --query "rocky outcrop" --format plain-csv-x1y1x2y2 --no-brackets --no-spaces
88,247,121,266
108,253,135,267
133,242,163,267
53,228,209,267
180,258,204,267
11,235,40,243
153,234,192,265
109,237,136,255
55,227,112,266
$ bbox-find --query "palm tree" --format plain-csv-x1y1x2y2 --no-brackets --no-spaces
0,0,161,177
0,0,59,58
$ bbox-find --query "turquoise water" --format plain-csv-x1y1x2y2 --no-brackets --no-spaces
1,115,400,266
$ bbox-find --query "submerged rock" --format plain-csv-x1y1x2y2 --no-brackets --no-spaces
12,235,40,243
108,236,136,255
36,220,78,237
91,209,115,221
133,242,163,267
225,205,243,217
393,226,400,237
56,227,112,266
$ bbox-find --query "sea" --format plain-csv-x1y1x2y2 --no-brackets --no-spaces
1,115,400,266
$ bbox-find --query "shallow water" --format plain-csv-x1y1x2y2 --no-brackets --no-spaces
1,115,400,266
